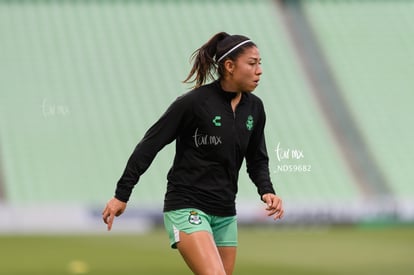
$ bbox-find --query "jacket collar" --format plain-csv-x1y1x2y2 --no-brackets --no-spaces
213,80,248,103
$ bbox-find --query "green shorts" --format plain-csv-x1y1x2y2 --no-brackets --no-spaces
163,208,238,249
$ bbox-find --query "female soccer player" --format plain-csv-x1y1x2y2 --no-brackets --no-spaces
102,32,284,275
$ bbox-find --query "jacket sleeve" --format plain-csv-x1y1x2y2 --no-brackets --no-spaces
245,100,276,200
115,94,192,202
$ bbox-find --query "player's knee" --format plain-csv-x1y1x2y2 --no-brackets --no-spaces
199,266,226,275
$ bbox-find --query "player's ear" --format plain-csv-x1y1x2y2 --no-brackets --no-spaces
223,59,235,75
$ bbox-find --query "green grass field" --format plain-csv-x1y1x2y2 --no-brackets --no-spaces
1,226,413,275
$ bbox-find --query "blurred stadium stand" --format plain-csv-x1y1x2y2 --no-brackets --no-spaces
0,0,413,232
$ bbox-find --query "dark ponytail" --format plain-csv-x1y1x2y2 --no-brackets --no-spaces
183,32,230,88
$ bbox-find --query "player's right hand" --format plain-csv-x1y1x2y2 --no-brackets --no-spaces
102,197,127,231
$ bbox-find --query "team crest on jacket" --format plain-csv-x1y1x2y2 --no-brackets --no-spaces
246,115,254,131
188,211,202,225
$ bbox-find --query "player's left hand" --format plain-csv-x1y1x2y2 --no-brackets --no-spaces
262,193,284,220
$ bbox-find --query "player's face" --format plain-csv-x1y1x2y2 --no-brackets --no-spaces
232,46,262,92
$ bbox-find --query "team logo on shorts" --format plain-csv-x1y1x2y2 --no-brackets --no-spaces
188,211,202,225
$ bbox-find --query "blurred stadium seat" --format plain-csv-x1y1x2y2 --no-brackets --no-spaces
303,0,414,199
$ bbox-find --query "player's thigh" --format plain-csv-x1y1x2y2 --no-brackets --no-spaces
177,230,226,275
210,215,237,274
218,246,237,275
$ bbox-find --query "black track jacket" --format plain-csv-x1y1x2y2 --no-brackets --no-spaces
115,80,275,216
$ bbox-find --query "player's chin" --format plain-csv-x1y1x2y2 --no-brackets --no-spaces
247,81,260,92
245,85,258,93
